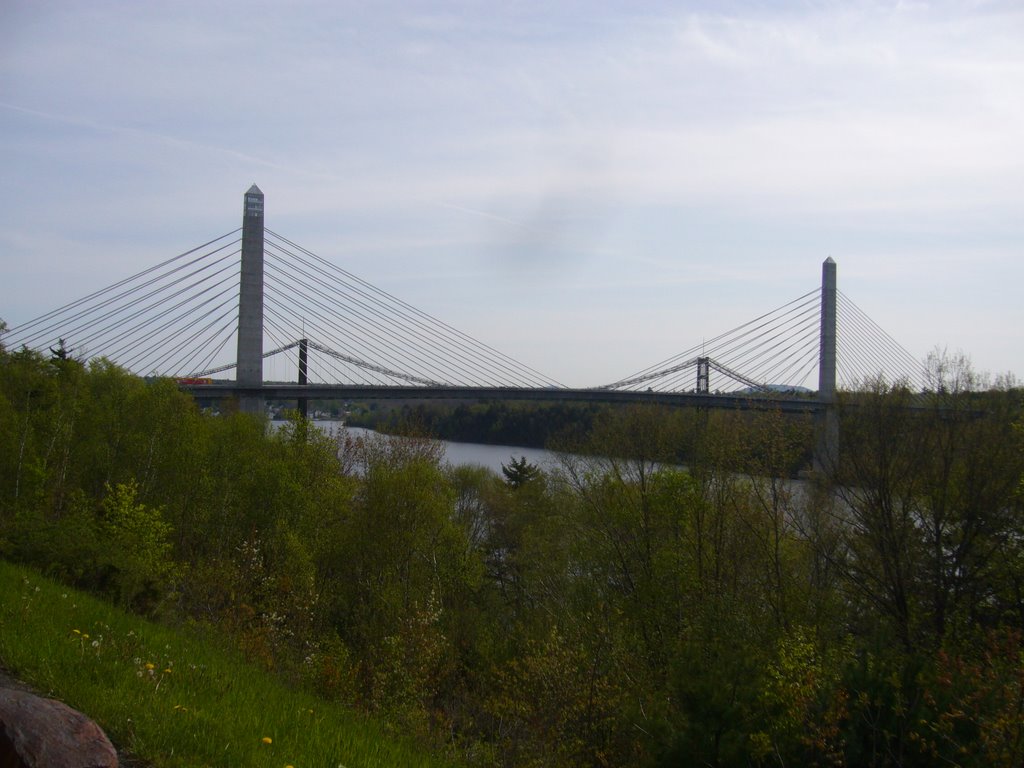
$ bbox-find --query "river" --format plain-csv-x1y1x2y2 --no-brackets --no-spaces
302,423,815,495
309,422,563,475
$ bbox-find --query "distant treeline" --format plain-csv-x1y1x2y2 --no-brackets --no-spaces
347,400,607,449
348,399,822,472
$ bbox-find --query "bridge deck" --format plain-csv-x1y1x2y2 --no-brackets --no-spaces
183,383,825,414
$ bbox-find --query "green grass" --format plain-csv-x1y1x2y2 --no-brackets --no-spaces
0,559,456,768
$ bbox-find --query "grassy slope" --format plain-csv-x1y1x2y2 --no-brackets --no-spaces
0,559,455,768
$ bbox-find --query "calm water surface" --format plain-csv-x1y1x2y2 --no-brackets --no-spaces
311,422,563,475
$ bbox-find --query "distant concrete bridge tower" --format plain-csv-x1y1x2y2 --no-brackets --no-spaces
815,257,838,470
236,184,265,414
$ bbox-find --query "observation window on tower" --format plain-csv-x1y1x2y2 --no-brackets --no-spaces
245,195,264,216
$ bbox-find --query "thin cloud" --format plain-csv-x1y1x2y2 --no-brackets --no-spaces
0,100,293,173
435,202,542,235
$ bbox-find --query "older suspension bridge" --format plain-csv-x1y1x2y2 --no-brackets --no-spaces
4,186,925,453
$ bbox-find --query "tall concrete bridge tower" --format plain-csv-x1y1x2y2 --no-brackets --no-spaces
816,256,838,470
236,184,265,414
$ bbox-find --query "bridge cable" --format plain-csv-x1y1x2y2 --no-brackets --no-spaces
116,289,238,374
265,229,564,388
264,240,537,387
607,288,819,385
262,269,455,385
6,234,240,350
262,255,485,385
66,258,238,356
135,296,240,377
264,249,519,387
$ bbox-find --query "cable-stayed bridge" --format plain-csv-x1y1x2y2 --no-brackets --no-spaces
4,186,925,423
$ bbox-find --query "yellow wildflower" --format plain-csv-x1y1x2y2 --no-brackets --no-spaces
144,662,155,670
262,736,273,745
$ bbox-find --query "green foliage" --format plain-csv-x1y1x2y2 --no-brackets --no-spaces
97,479,178,609
2,342,1023,767
501,455,539,488
326,431,481,735
484,625,636,768
915,631,1024,766
829,371,1024,648
754,626,850,765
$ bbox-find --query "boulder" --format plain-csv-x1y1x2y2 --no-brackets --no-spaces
0,687,118,768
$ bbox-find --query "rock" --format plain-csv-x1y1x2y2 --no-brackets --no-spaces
0,687,118,768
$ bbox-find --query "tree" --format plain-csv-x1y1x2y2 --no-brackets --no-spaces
49,337,72,361
812,376,928,649
97,478,178,609
448,463,500,551
324,431,481,721
917,351,1024,638
501,455,539,488
823,358,1024,649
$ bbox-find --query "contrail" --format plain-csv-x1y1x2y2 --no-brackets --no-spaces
0,100,290,173
435,201,544,236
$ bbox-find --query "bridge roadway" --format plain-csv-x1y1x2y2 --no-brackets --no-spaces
182,382,825,414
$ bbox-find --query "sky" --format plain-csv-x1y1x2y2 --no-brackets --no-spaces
1,0,1022,388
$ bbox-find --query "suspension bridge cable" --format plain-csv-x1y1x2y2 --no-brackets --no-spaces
263,247,533,387
835,308,882,387
838,291,923,376
263,251,464,383
188,313,238,377
607,288,820,385
262,308,399,386
836,291,925,387
263,256,481,385
265,229,563,387
706,295,819,368
607,292,819,389
788,346,822,389
68,262,238,355
264,243,529,386
721,310,820,380
169,307,241,378
92,273,239,366
751,323,820,386
836,303,891,375
6,237,241,349
612,293,820,392
138,298,240,377
713,303,819,380
5,230,240,343
834,301,884,385
262,272,454,385
265,231,542,384
8,252,239,375
115,289,238,374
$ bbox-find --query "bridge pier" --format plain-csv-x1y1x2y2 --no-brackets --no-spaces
696,357,710,394
814,257,838,471
298,337,309,418
236,185,265,415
